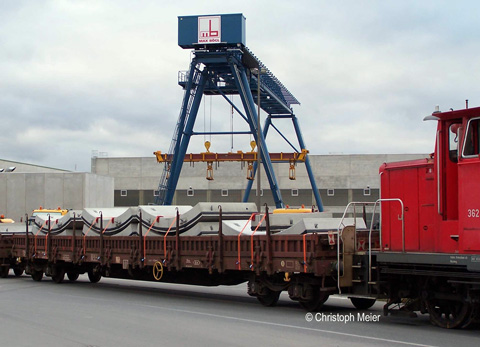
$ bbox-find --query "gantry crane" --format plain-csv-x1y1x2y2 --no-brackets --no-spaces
155,14,323,211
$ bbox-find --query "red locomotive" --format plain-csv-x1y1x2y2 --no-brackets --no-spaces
378,105,480,328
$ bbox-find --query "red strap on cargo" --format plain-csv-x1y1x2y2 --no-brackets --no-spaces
237,213,256,270
163,216,177,262
250,213,267,271
34,220,48,255
143,216,161,261
83,217,99,256
101,218,115,234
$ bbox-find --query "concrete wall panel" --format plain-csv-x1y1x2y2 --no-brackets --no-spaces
45,174,66,209
0,176,7,215
2,173,113,220
25,174,45,213
64,174,84,209
7,175,26,221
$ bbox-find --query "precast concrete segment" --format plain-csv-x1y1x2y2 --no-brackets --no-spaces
277,218,367,235
82,207,139,236
252,211,367,234
31,210,83,235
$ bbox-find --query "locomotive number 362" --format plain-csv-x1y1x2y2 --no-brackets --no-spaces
467,209,480,218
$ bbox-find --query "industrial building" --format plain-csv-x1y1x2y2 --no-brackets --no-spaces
0,159,114,222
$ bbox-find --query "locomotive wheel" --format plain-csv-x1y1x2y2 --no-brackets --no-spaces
88,269,101,283
13,267,24,277
424,280,473,329
52,268,65,284
257,289,281,307
67,271,80,282
350,297,376,310
426,292,471,328
0,266,9,278
31,270,43,282
460,304,479,329
299,287,329,311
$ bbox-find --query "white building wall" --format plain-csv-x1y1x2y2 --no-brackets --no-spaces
0,173,114,222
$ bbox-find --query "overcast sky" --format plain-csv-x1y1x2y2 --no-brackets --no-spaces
1,1,479,172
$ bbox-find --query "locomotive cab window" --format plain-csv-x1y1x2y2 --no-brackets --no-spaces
462,118,480,158
449,123,462,163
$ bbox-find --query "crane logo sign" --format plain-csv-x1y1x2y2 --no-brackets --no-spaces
198,16,221,44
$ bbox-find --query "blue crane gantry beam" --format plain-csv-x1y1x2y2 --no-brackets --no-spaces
155,14,323,211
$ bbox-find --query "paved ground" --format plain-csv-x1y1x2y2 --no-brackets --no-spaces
1,273,479,347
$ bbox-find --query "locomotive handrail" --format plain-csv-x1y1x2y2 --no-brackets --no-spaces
336,202,373,294
336,199,405,293
368,198,404,283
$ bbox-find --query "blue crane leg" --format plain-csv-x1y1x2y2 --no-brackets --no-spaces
233,65,284,208
292,115,324,211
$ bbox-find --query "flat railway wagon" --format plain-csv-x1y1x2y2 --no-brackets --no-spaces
0,204,378,312
1,105,480,330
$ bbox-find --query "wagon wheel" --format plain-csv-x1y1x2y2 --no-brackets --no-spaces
67,271,80,282
52,267,65,284
31,269,43,282
88,269,102,283
425,282,472,329
350,297,376,310
299,286,329,311
153,261,164,281
13,267,24,277
0,266,9,278
257,288,281,307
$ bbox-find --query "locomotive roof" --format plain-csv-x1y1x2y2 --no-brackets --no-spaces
426,106,480,121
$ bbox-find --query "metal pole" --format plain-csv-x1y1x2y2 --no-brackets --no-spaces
256,68,262,213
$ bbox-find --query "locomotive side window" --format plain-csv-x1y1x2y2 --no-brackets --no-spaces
449,123,461,162
462,118,480,158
